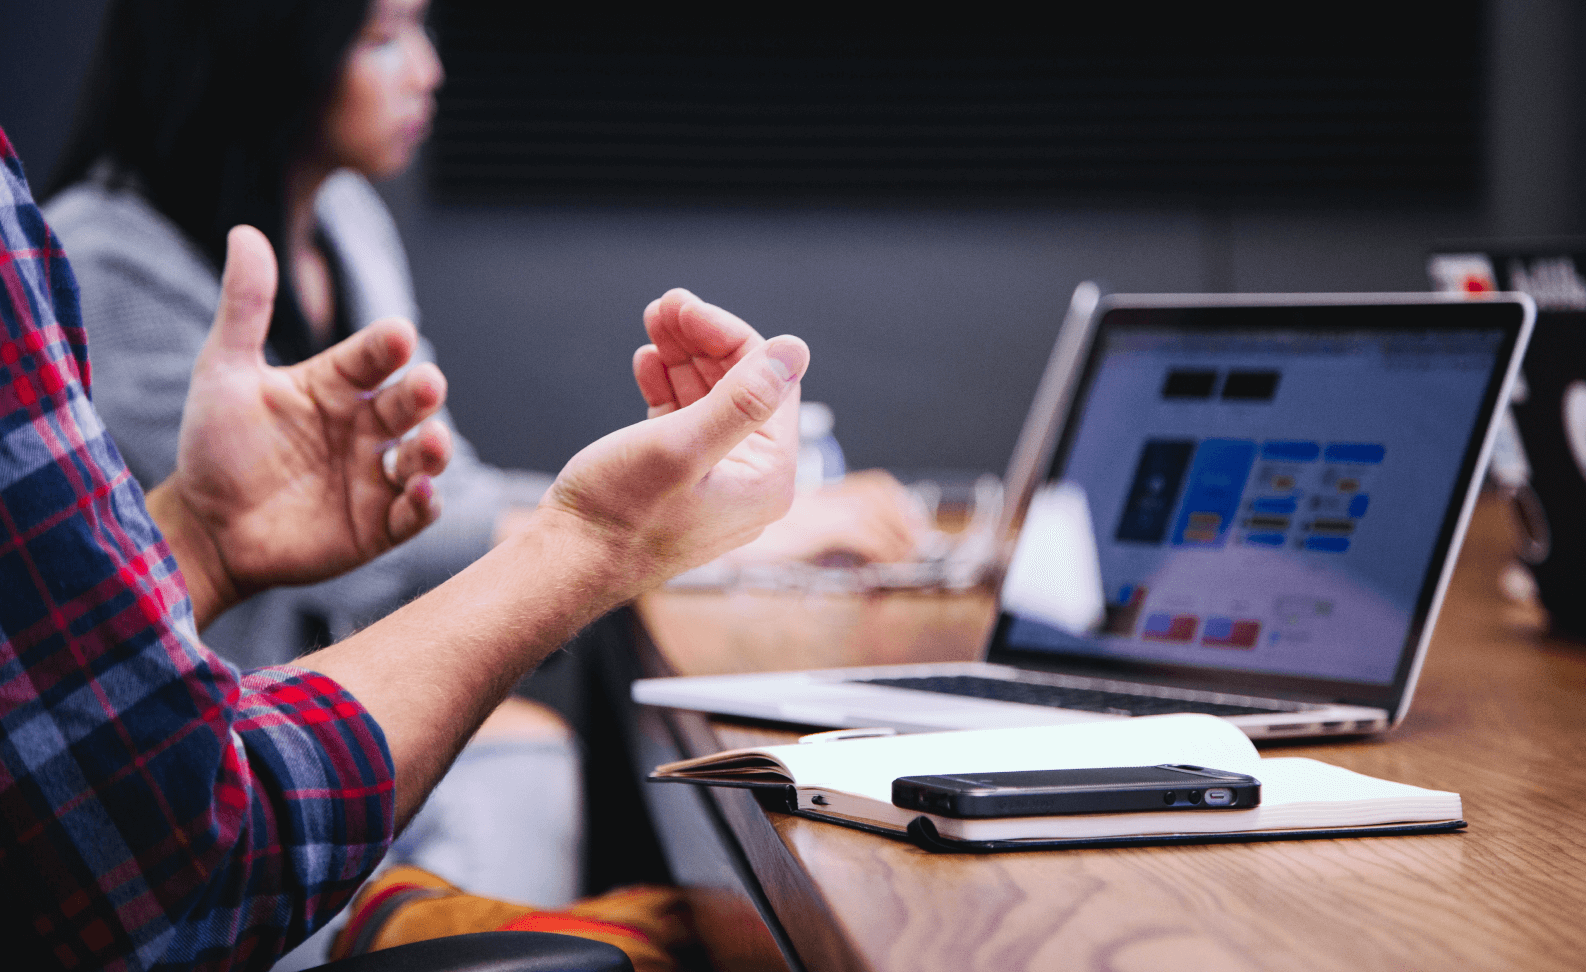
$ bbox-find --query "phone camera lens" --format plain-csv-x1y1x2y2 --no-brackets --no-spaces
1162,790,1176,805
1204,788,1234,807
1187,790,1202,804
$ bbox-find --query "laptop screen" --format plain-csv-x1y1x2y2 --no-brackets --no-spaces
992,300,1525,707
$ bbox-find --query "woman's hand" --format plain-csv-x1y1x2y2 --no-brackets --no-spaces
726,469,929,567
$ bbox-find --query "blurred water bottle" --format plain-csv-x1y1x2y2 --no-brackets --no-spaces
797,402,846,488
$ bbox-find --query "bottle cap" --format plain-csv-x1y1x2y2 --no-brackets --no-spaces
799,401,834,440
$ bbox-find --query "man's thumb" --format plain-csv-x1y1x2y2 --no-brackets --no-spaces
684,335,809,467
207,226,278,358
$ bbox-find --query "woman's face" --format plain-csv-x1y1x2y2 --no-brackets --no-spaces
320,0,442,179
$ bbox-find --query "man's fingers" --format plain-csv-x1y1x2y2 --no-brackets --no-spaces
321,318,420,391
639,290,767,411
676,297,761,358
369,362,447,436
666,298,763,408
646,289,761,365
642,291,686,341
663,335,809,472
665,359,713,409
388,420,453,483
385,450,445,544
643,289,697,359
633,345,678,417
387,474,442,545
206,225,278,359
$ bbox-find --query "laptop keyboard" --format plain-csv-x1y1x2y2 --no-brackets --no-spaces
853,675,1293,717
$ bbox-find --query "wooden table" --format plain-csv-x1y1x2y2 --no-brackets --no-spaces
630,496,1586,972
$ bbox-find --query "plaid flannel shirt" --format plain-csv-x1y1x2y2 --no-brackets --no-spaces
0,128,395,970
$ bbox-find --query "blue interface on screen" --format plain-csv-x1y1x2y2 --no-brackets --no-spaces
1004,326,1505,685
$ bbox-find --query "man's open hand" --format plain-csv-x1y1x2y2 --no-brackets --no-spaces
536,289,809,598
148,226,452,626
303,288,803,817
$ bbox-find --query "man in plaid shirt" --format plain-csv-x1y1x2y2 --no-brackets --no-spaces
0,125,812,971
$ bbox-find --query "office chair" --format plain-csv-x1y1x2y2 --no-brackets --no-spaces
302,931,632,972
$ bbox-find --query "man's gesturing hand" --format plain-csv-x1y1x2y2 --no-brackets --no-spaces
147,226,452,627
303,288,800,819
537,289,809,599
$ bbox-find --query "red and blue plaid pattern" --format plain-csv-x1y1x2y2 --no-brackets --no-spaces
0,128,395,970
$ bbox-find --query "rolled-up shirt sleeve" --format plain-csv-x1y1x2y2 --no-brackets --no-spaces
0,127,394,972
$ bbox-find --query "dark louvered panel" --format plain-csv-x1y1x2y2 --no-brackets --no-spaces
428,9,1482,202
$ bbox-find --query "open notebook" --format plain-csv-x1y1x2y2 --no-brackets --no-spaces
650,715,1464,852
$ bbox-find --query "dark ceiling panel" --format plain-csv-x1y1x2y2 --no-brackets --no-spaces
428,7,1484,203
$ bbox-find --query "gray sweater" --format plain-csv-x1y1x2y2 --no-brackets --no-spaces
46,169,551,669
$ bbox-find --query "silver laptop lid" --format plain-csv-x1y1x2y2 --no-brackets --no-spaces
986,294,1533,722
997,281,1102,547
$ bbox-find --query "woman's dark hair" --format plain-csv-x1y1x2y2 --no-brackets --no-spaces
46,0,372,363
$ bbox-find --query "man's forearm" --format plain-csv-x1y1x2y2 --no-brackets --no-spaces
299,506,627,825
298,322,808,828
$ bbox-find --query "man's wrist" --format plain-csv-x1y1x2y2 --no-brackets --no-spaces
145,480,241,630
509,504,647,612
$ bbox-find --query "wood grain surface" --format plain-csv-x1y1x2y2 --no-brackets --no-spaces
638,496,1586,971
640,587,995,676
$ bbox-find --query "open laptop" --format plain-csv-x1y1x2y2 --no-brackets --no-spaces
634,293,1534,738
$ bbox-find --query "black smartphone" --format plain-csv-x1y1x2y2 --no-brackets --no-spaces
892,764,1261,818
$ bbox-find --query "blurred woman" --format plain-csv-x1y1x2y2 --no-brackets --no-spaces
47,0,923,665
44,0,544,664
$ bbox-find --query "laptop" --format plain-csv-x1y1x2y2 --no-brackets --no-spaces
634,293,1534,738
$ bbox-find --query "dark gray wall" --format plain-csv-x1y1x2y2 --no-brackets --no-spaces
0,1,108,186
386,193,1488,476
5,0,1584,476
